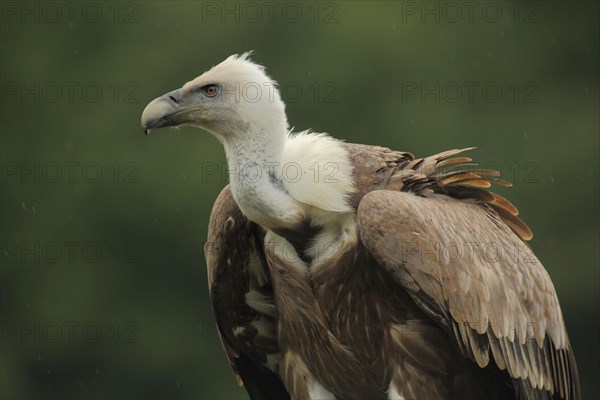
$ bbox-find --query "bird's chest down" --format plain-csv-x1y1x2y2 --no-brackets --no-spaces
265,220,435,394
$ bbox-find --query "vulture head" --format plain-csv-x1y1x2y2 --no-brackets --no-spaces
141,52,288,141
142,52,312,228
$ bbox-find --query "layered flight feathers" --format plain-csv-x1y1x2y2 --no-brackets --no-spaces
388,147,533,241
356,189,579,399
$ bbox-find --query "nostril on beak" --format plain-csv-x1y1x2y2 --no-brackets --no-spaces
169,96,178,104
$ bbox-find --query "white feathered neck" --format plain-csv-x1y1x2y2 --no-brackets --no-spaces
198,53,355,228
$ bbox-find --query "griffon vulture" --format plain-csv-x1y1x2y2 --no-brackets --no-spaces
141,53,580,400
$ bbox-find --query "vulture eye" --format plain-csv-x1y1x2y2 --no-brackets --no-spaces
204,84,219,97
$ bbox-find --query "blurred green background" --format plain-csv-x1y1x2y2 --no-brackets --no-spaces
1,1,598,399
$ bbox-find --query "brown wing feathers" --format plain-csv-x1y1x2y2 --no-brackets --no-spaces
356,189,580,399
206,186,290,400
395,148,533,241
355,146,579,399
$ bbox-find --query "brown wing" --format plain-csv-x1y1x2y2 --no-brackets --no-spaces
205,185,290,400
356,189,580,400
343,145,532,241
390,147,533,241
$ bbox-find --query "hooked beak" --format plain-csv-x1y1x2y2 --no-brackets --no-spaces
141,88,188,135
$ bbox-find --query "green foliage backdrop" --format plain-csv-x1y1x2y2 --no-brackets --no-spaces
1,1,598,399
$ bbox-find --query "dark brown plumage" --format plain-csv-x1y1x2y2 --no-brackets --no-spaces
206,145,580,400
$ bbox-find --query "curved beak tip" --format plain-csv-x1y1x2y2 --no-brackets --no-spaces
140,89,183,136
